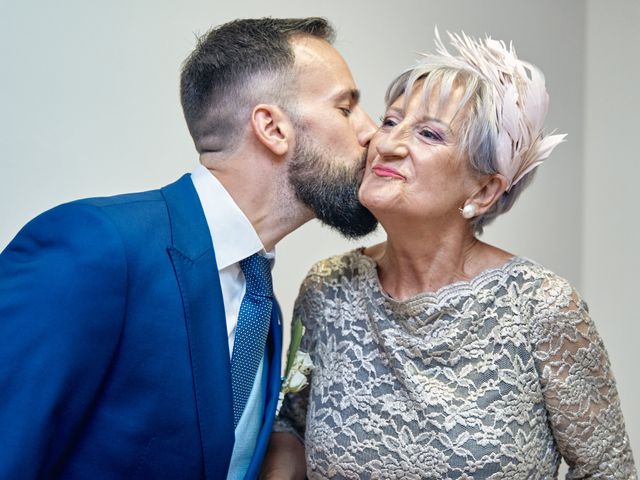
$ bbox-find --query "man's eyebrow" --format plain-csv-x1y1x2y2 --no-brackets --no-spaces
334,88,361,104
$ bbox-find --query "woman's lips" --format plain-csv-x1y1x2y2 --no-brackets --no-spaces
372,165,405,179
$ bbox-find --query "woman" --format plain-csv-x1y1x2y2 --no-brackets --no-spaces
263,32,636,479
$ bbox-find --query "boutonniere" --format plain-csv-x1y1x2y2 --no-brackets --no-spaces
276,318,313,416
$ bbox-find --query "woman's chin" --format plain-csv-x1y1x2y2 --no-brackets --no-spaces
359,191,393,217
358,189,375,211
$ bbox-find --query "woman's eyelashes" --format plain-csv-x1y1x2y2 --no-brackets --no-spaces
379,116,395,128
379,115,443,142
418,128,443,142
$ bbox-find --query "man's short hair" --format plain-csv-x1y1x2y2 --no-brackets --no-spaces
180,17,335,153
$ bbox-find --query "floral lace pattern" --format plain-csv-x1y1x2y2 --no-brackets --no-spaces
275,250,636,479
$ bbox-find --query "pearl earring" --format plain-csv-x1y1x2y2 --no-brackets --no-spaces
460,204,477,219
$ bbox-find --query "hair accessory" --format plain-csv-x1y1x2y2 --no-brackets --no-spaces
432,28,567,190
460,204,477,219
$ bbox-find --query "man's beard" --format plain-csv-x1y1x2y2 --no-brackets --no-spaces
288,133,378,239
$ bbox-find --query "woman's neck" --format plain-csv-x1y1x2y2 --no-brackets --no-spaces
367,220,512,300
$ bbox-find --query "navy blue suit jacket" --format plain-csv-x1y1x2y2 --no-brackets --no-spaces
0,175,282,479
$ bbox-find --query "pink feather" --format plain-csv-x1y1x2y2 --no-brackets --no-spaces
429,28,566,188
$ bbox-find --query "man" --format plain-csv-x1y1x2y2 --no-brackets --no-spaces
0,17,376,479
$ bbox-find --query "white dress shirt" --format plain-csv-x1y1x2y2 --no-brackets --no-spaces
191,165,276,479
190,164,275,357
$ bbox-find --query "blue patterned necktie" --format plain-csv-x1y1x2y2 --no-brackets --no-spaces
231,253,274,427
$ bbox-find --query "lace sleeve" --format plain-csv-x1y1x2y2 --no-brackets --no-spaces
530,276,636,479
272,266,324,443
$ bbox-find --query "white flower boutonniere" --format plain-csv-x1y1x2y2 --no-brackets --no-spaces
276,318,313,417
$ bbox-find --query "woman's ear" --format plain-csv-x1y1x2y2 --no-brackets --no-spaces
250,104,292,157
469,173,509,216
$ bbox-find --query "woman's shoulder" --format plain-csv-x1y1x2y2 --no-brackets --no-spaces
512,256,577,289
296,248,378,300
303,248,371,285
509,257,587,316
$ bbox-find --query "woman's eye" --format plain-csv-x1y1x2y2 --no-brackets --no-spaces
419,128,442,141
380,116,397,128
339,107,352,116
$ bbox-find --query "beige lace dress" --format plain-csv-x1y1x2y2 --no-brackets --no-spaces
275,249,636,479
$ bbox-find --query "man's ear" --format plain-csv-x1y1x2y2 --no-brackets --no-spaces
250,104,293,157
469,173,509,216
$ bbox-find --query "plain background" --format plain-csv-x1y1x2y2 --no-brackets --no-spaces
1,0,638,468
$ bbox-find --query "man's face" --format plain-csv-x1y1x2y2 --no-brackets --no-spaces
287,36,378,238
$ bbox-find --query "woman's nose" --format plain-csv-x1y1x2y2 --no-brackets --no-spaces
375,124,409,159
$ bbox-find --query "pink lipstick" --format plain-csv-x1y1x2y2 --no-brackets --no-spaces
372,165,405,180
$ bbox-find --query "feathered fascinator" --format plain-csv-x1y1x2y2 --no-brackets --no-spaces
432,29,566,189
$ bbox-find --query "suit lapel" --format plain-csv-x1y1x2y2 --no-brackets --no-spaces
265,302,283,425
161,175,234,479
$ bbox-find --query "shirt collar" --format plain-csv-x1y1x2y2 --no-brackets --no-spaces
191,164,274,270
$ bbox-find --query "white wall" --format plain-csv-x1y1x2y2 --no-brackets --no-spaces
0,0,585,288
0,0,636,466
584,0,640,462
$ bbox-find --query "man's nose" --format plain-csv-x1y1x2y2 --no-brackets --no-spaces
354,107,377,147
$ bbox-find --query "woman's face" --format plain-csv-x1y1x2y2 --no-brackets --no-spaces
359,82,478,224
